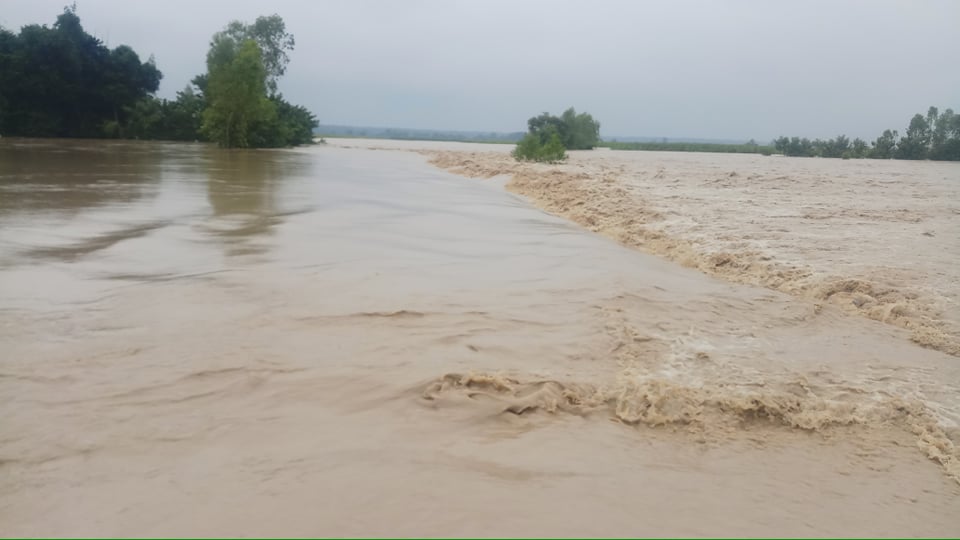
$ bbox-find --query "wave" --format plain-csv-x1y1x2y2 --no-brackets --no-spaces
421,371,959,484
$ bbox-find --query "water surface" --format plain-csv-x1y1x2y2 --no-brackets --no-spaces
1,139,958,536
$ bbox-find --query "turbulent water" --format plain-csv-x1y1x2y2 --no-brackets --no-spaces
1,138,958,536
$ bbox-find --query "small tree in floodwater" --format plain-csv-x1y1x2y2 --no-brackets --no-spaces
512,107,600,162
512,128,567,162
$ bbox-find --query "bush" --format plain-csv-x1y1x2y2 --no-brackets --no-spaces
512,131,567,162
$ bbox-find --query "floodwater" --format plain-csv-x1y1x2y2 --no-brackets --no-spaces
1,139,958,536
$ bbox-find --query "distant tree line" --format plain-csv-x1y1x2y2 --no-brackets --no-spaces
0,7,317,148
599,140,775,155
513,107,600,162
773,107,960,160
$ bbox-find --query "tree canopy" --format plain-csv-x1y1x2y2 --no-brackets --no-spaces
0,7,317,148
196,15,316,148
527,108,600,150
0,6,161,138
513,107,600,162
217,15,294,95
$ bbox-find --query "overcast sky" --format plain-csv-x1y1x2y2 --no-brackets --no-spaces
3,0,959,141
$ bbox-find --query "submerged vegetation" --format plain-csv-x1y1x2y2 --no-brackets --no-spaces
513,107,600,162
0,6,317,148
774,106,960,161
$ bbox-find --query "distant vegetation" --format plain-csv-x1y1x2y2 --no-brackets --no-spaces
316,125,524,144
774,107,960,160
599,140,774,155
513,107,600,162
0,7,317,148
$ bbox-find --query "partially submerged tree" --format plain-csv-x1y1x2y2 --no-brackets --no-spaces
513,107,600,162
513,128,566,162
201,37,274,147
526,108,600,151
199,15,316,148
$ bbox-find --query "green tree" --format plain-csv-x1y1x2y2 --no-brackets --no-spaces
929,108,956,160
0,6,161,137
871,129,898,159
512,128,566,162
528,112,567,145
217,15,294,94
896,113,930,160
560,107,601,149
851,137,868,158
201,38,275,148
525,107,600,152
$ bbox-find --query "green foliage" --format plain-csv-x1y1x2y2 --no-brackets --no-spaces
218,15,294,94
201,39,274,148
895,113,931,160
513,106,598,161
512,130,567,162
0,6,162,137
775,106,959,161
199,16,315,148
247,95,319,147
122,85,206,141
851,138,869,158
870,129,899,159
0,8,315,149
526,107,600,150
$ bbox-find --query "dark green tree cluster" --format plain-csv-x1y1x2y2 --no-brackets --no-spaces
115,85,205,141
0,6,161,138
513,107,600,162
0,7,317,148
773,106,960,160
527,108,600,150
122,14,317,148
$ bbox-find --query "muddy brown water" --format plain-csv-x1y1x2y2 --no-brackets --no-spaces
1,139,958,536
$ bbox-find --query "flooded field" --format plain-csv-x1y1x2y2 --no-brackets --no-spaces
1,139,958,536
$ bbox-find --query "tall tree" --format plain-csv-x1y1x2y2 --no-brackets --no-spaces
217,15,294,94
851,137,868,158
896,113,931,159
561,107,601,150
871,129,899,159
201,37,275,148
